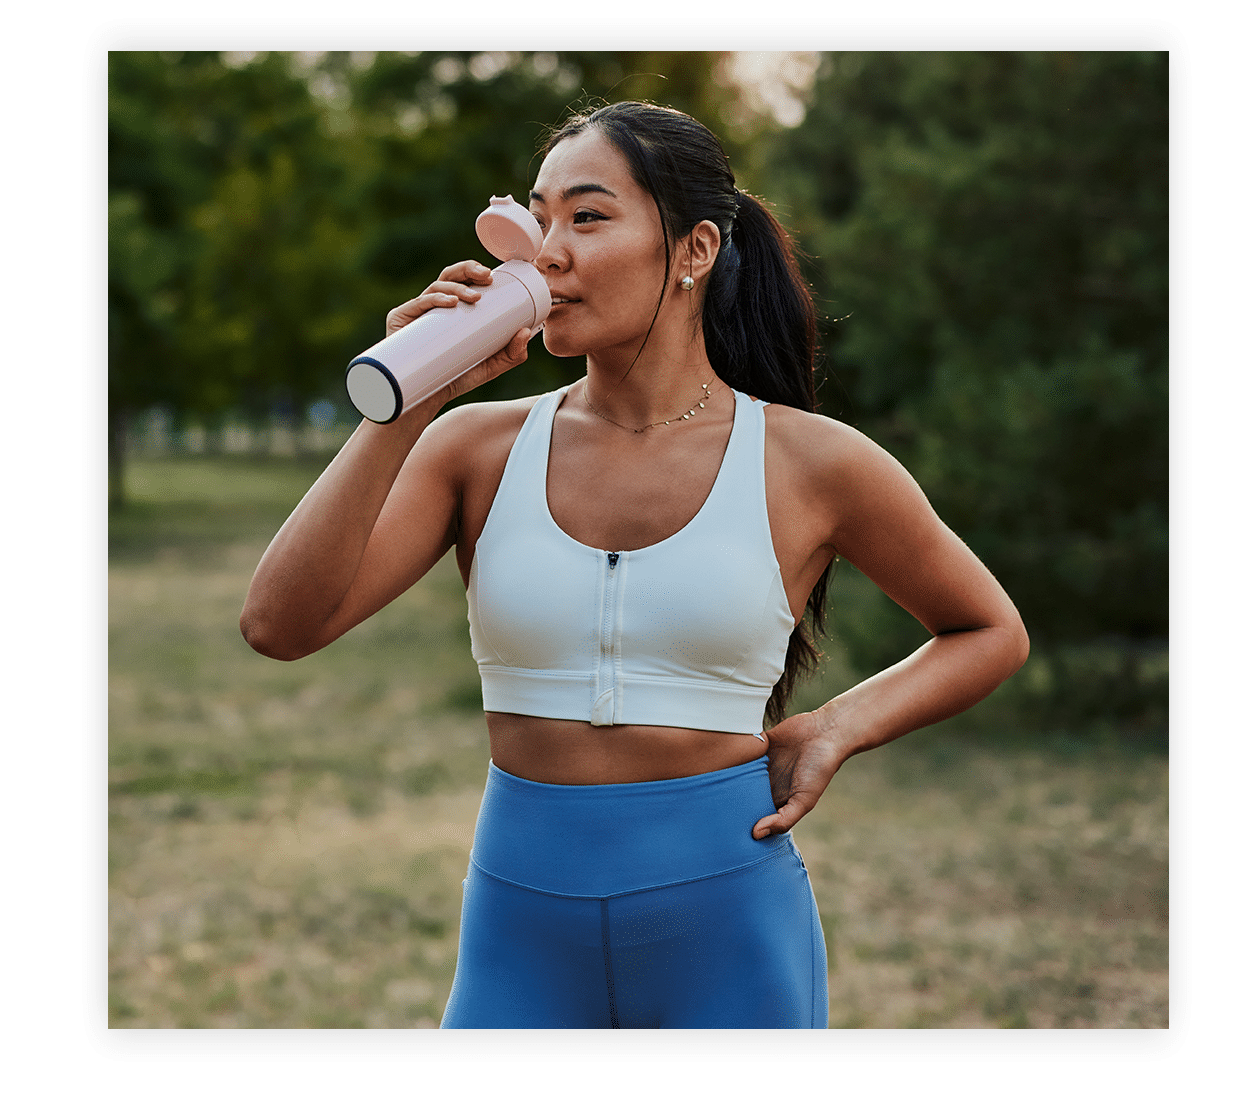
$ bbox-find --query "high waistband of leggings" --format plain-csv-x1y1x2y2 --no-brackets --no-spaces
470,756,791,898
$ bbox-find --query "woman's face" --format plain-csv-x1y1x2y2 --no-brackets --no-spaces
528,128,671,362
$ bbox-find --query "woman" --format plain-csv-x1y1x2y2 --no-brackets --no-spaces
241,101,1029,1028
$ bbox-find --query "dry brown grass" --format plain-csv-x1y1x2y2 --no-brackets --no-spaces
108,455,1166,1028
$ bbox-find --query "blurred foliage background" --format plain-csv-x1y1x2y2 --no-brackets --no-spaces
108,48,1168,742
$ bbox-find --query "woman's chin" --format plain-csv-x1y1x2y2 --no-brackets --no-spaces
538,329,583,359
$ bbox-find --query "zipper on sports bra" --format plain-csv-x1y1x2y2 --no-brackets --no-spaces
592,551,622,725
601,553,621,653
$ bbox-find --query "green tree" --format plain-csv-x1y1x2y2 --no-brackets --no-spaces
108,51,367,502
109,52,213,503
767,53,1167,727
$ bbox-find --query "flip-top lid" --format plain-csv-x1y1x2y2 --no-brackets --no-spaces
475,195,543,263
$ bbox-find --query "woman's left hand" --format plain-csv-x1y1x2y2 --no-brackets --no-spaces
752,709,848,839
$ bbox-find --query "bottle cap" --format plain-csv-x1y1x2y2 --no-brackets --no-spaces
475,195,543,263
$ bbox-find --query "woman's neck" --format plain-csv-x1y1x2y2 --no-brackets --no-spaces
582,326,718,429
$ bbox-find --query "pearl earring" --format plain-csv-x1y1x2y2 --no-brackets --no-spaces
681,275,695,291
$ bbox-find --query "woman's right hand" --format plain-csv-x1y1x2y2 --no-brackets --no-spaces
385,260,539,414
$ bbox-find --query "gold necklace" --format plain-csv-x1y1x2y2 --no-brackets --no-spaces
581,378,719,434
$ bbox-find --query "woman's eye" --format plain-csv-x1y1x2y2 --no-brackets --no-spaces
529,210,603,233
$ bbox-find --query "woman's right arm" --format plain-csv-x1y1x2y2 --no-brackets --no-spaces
239,261,536,661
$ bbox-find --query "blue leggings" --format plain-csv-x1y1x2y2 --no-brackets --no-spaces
440,757,828,1028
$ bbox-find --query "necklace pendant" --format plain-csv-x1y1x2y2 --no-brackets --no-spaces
582,375,718,433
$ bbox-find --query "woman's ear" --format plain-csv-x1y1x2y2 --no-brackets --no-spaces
684,220,723,284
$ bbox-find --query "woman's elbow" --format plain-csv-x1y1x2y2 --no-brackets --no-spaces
1004,616,1031,675
239,608,315,662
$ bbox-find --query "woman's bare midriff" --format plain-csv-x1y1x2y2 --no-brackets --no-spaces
485,712,769,785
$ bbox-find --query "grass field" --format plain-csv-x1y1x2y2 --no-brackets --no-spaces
108,453,1167,1028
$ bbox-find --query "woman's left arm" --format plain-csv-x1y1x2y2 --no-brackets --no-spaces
753,419,1030,839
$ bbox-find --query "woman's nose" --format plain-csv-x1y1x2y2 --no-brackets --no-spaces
533,226,569,272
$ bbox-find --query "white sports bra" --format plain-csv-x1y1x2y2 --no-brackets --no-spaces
466,386,795,737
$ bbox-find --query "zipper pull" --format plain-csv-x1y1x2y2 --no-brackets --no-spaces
607,552,619,570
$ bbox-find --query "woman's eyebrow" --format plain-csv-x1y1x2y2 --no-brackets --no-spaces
528,183,618,204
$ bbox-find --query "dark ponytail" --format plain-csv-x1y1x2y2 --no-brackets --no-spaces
541,101,831,725
703,190,818,413
705,190,827,725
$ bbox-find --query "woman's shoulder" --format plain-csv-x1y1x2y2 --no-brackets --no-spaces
761,400,924,507
761,400,881,468
418,389,559,481
431,391,547,434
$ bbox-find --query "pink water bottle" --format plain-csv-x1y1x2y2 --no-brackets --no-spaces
345,195,551,424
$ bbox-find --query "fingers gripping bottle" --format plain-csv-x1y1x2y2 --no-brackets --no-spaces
345,195,551,424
